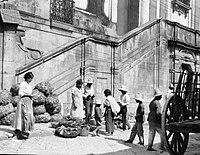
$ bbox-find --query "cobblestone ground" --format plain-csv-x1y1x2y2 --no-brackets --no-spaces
0,122,199,155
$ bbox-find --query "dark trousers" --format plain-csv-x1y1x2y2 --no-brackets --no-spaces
128,122,144,143
85,99,94,124
148,122,164,148
119,106,127,130
105,107,115,134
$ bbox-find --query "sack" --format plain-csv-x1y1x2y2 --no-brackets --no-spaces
107,96,120,115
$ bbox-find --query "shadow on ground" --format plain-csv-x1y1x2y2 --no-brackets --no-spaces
0,126,14,134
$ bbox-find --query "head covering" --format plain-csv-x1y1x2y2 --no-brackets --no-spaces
24,72,34,79
104,89,111,96
118,85,128,92
133,93,143,102
169,84,174,90
86,77,93,84
76,79,83,85
154,88,162,97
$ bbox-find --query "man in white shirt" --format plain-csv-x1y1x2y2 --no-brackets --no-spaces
84,77,95,124
118,85,130,130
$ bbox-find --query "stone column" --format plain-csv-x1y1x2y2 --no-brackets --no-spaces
0,4,21,89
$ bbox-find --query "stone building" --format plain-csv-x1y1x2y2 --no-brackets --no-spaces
0,0,199,115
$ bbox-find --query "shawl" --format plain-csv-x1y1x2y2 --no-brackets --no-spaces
106,96,120,115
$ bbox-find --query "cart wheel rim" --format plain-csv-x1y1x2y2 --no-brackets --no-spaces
162,95,189,155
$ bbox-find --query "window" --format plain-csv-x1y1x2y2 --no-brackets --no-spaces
50,0,75,24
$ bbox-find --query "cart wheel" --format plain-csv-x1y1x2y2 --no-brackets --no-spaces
162,95,189,155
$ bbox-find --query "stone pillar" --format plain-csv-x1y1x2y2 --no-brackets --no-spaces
117,0,128,35
149,0,157,21
160,0,168,19
194,0,200,30
0,3,21,90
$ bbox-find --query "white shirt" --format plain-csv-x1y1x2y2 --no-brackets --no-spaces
119,93,130,106
19,81,32,96
84,85,94,97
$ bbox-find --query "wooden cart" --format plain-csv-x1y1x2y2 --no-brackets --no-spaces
162,63,200,155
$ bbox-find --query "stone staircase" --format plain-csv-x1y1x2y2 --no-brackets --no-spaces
15,18,163,104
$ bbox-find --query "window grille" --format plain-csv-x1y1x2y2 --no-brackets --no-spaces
50,0,75,24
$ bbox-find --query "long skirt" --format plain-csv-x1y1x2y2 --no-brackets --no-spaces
105,107,114,134
13,97,34,135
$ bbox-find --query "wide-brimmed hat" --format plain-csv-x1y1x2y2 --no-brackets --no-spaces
133,93,143,102
154,88,162,97
169,83,174,90
118,85,128,92
86,77,94,84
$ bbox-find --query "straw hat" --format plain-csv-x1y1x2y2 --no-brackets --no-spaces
154,88,162,97
118,85,128,92
133,93,143,102
86,77,94,84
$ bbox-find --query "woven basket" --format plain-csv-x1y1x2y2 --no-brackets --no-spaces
80,125,90,136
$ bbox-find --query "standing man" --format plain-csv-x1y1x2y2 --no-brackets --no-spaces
84,77,95,124
118,85,130,131
147,88,165,151
124,93,145,145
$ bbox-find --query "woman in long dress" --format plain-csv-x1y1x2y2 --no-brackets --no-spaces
70,79,85,120
13,72,34,139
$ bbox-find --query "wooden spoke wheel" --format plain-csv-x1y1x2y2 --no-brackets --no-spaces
162,95,189,155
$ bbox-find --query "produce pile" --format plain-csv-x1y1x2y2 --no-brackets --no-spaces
52,116,84,138
0,81,63,125
0,81,97,139
0,90,15,125
51,116,96,138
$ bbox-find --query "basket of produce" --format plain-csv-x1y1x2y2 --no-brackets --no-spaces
35,82,53,97
0,90,12,106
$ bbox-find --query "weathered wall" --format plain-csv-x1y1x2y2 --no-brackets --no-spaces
0,0,117,116
114,19,200,114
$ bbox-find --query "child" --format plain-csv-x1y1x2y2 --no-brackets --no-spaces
94,99,103,136
124,93,145,145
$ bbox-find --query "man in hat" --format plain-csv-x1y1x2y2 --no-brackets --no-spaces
118,85,130,130
147,88,165,151
124,93,145,145
84,77,95,124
